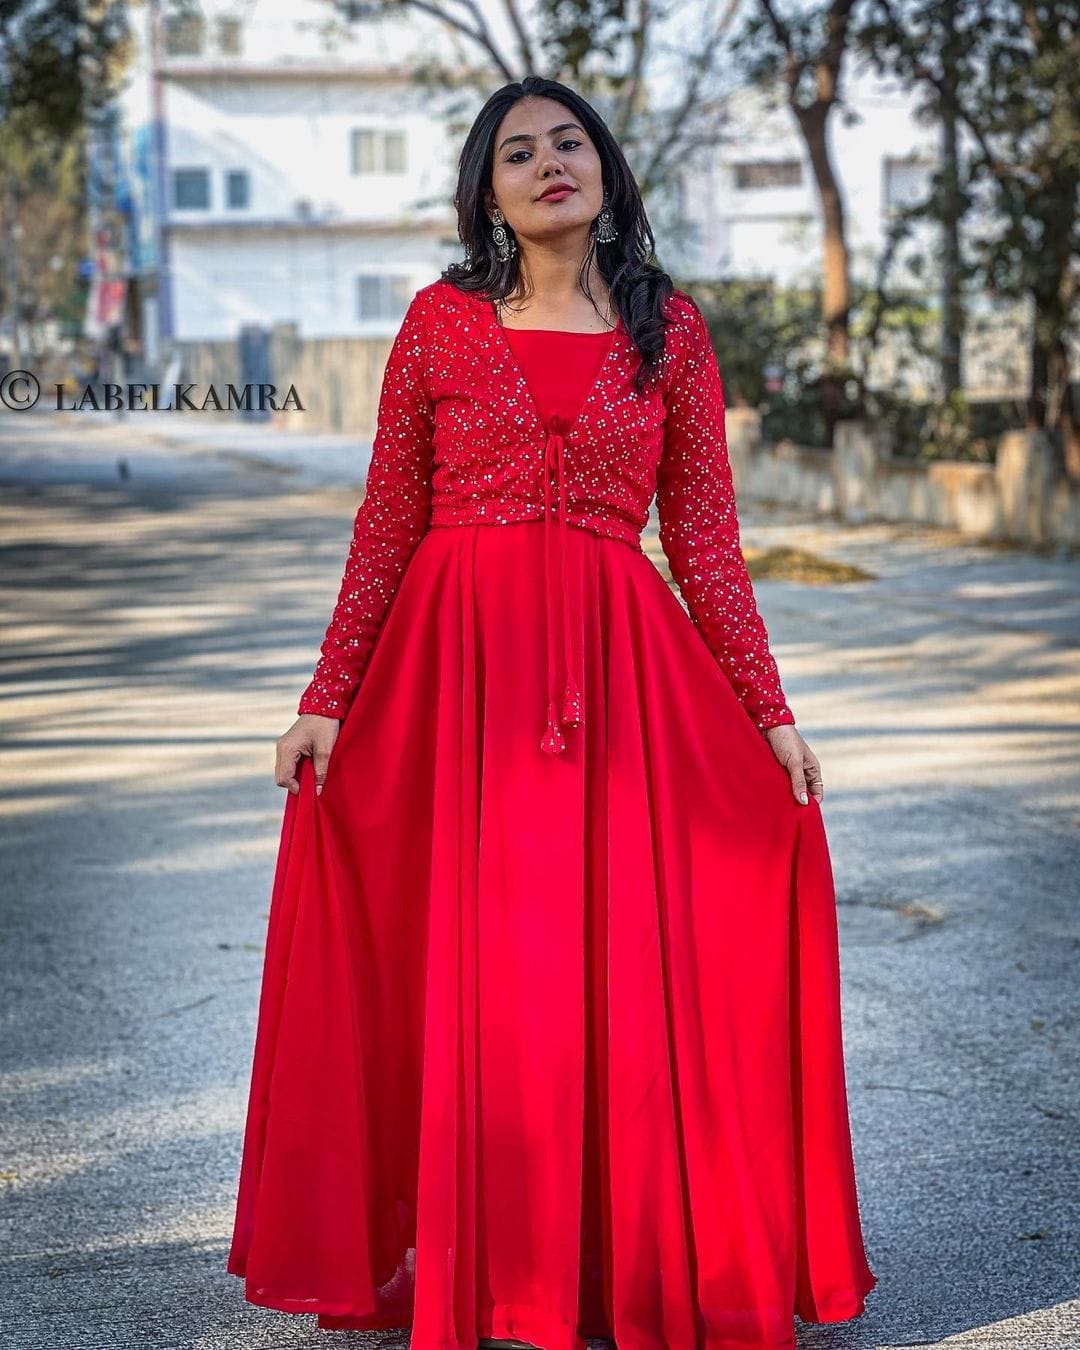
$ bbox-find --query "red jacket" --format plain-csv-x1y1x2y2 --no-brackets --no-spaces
297,277,795,734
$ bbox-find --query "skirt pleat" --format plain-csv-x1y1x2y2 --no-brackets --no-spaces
226,520,876,1350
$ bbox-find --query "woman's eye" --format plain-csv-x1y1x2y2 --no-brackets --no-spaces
507,139,582,164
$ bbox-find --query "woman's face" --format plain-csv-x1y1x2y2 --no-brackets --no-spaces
486,95,605,246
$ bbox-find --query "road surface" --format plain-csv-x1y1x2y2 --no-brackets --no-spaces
1,410,1077,1349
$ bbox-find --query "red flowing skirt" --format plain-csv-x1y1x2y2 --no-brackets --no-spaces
226,520,877,1350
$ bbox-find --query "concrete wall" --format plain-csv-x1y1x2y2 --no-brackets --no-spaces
176,326,386,431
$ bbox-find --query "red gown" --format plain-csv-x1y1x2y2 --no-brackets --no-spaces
226,279,877,1350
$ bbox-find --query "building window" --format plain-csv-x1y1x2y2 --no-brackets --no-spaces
173,168,210,210
884,156,936,209
225,169,250,209
383,131,406,172
357,274,414,321
165,13,205,57
352,131,372,174
350,128,407,175
217,16,243,55
734,160,802,189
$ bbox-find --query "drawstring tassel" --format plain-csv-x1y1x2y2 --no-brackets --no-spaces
538,413,580,755
561,675,583,726
540,700,566,754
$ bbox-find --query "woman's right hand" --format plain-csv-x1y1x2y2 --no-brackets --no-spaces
275,714,342,796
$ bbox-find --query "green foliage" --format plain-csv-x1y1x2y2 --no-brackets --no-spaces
863,0,1080,327
0,114,91,339
0,0,131,133
681,276,864,449
761,377,865,450
1,0,131,349
684,276,820,405
866,386,1021,464
856,0,1080,450
681,272,1027,460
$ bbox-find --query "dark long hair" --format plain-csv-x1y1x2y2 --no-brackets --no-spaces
441,75,673,393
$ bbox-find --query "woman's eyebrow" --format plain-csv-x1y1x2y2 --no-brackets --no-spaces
497,122,585,152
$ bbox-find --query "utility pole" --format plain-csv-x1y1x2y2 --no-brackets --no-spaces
3,168,21,371
148,0,174,370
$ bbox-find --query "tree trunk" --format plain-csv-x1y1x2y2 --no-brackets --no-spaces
939,103,962,398
796,101,851,443
1032,259,1080,481
4,175,22,372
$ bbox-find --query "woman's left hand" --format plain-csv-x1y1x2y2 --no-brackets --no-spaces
763,724,823,805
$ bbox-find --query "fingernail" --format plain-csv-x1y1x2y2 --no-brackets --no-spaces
798,792,808,804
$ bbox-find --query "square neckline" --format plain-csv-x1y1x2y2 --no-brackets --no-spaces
483,294,624,440
499,326,614,336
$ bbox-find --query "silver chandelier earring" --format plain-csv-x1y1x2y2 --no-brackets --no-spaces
491,207,517,261
594,190,618,244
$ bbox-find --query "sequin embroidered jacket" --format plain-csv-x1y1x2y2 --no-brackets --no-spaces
296,277,796,738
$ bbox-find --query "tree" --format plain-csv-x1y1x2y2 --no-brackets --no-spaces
731,0,862,445
0,0,129,364
858,0,1080,477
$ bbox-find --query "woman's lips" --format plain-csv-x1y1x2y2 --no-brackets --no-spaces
538,187,575,201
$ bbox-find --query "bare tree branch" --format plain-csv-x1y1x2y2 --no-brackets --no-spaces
498,0,538,76
635,0,736,193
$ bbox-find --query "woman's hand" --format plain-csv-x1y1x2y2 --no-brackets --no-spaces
763,724,823,806
275,714,341,796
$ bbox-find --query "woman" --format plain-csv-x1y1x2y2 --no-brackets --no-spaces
226,75,877,1350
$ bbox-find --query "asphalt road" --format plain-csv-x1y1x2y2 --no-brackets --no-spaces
1,410,1077,1349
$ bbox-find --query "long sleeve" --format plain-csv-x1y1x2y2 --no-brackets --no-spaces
655,295,796,733
297,288,436,719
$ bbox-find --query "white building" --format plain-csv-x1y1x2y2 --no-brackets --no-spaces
116,3,950,365
119,0,463,349
676,65,940,291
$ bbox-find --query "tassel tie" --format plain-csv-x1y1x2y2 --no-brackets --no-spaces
539,414,584,755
